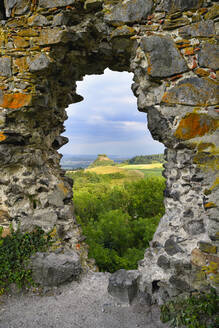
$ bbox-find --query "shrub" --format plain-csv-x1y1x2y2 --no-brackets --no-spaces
160,289,219,328
0,226,53,292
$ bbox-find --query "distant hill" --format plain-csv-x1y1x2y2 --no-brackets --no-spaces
123,154,164,165
88,154,115,168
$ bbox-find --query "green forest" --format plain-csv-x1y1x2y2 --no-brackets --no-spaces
66,169,165,272
124,154,165,164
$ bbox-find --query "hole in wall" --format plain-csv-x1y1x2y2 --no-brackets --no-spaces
152,280,160,294
0,1,6,19
61,69,164,161
59,69,165,273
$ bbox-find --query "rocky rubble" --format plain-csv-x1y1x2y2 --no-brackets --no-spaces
0,0,218,303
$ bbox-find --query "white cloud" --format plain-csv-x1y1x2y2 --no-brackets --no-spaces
61,69,164,156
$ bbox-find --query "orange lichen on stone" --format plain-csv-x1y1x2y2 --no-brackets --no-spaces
204,202,217,209
0,93,32,109
14,57,28,73
195,68,210,77
0,132,6,142
13,36,29,48
57,182,68,196
175,113,218,140
183,47,194,55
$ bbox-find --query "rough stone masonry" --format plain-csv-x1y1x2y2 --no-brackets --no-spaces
0,0,218,303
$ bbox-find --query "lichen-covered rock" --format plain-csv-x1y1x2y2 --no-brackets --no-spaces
141,35,188,77
199,241,217,254
198,43,219,71
84,0,103,11
0,93,32,109
163,16,190,30
0,56,11,76
179,20,215,38
38,0,75,9
30,252,82,286
204,3,219,21
28,14,49,26
4,0,32,17
156,0,203,12
29,53,51,72
104,0,153,25
162,77,219,106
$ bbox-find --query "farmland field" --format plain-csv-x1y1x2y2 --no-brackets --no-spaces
85,162,164,179
120,163,163,177
121,163,163,170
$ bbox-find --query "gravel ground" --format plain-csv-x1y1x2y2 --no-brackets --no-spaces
0,272,168,328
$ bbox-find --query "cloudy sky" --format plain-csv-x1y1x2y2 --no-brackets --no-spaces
60,69,164,157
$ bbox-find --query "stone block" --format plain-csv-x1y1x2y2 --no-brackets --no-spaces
163,16,190,30
179,20,215,38
4,0,32,17
108,269,140,304
29,53,51,72
156,0,203,12
183,220,205,235
162,77,219,106
164,238,183,256
199,241,217,254
84,0,103,11
104,0,153,26
204,4,219,21
52,13,71,26
0,93,32,109
38,28,72,45
157,255,170,269
141,35,188,77
30,251,82,286
28,14,49,26
169,275,190,291
38,0,75,9
0,56,11,77
198,43,219,71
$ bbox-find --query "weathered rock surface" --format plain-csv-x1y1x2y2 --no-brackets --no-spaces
156,0,203,12
30,252,82,286
141,35,188,77
179,20,215,38
104,0,153,25
198,43,219,70
29,53,51,72
108,269,140,304
162,77,219,105
39,0,75,8
0,57,11,77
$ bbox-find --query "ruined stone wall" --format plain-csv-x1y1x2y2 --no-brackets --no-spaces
0,0,218,302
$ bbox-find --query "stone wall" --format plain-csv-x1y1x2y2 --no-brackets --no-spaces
0,0,218,302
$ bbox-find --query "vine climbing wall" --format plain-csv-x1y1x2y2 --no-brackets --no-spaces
0,0,218,302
